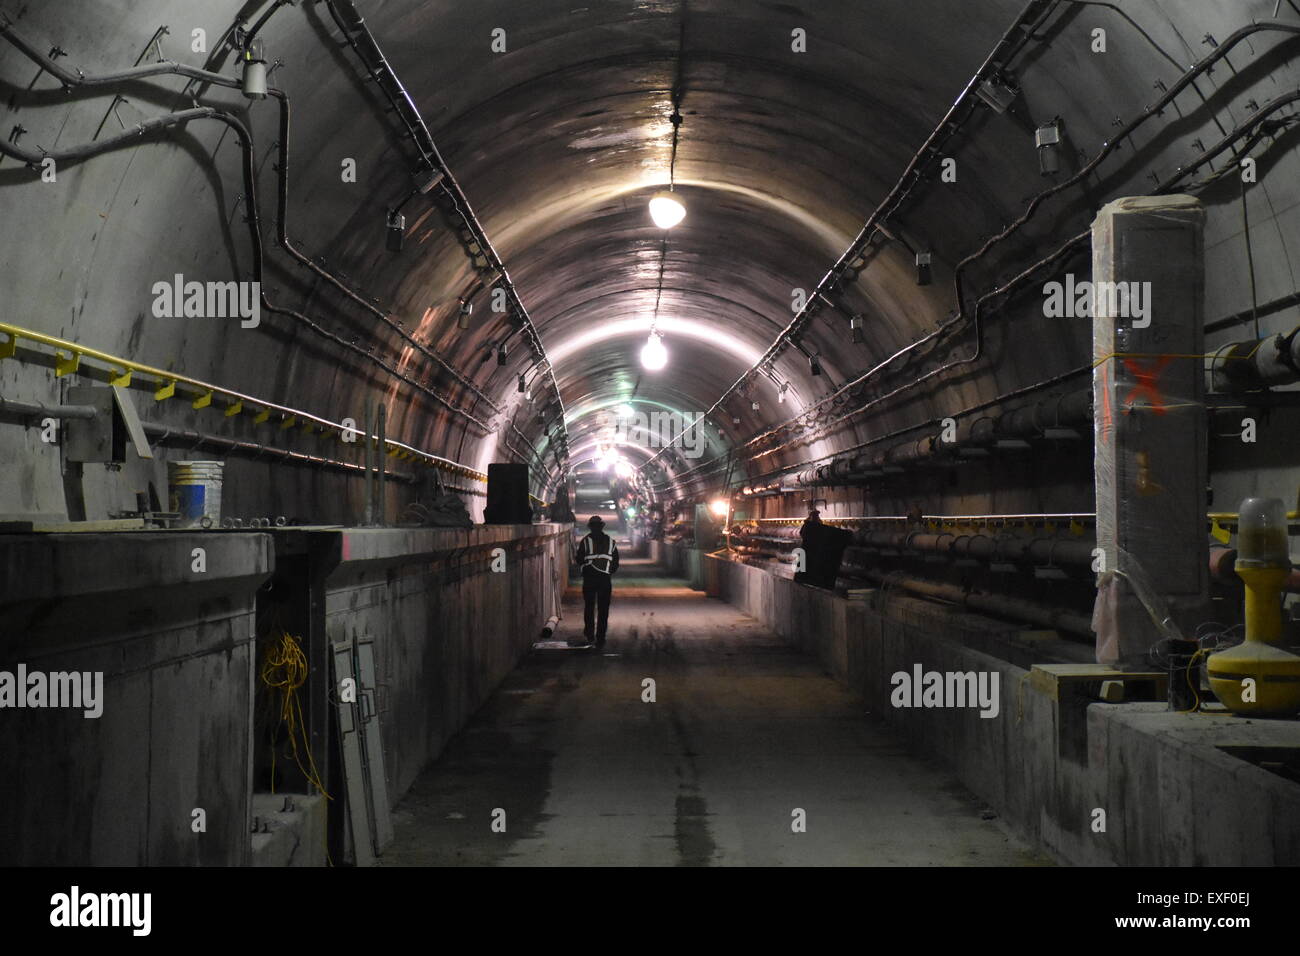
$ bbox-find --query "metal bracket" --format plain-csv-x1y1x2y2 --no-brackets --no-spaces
64,385,153,462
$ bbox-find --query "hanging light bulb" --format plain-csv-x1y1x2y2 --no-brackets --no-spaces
641,331,668,370
648,190,686,229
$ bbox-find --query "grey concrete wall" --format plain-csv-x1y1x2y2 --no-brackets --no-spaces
649,539,706,590
0,532,272,866
321,524,569,803
704,553,1300,865
0,523,566,865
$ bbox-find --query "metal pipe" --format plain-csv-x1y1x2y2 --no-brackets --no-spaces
323,0,570,469
0,106,238,166
265,91,543,452
137,422,493,492
0,15,242,90
0,24,514,450
363,402,375,526
640,0,1062,472
0,396,97,420
674,25,1300,498
862,570,1095,637
376,401,387,526
1209,329,1300,392
243,0,293,44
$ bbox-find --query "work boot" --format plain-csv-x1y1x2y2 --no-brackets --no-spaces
595,636,607,649
568,637,591,648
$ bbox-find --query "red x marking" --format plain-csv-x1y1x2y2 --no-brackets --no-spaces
1121,356,1173,415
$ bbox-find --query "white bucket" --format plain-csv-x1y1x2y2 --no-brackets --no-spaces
168,460,224,528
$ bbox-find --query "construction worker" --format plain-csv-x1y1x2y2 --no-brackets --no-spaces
573,515,620,647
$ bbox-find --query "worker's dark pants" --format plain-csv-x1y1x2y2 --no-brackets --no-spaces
582,575,613,641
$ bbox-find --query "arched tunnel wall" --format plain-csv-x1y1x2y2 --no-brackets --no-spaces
2,0,1298,528
3,0,1300,873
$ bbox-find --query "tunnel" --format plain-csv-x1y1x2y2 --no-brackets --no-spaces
3,0,1300,905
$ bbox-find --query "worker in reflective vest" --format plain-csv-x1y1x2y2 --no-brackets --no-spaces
574,515,620,647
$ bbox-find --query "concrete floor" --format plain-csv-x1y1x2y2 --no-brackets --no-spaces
384,558,1051,866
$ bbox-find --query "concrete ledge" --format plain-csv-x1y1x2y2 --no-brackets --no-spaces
1,531,272,604
335,523,567,566
316,524,570,807
1,523,566,866
0,532,272,866
703,552,1300,865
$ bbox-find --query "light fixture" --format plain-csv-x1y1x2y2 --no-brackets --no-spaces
496,343,509,366
709,499,729,518
615,460,634,479
457,296,472,328
386,209,406,252
915,251,932,286
648,191,686,229
849,315,864,344
778,382,789,403
517,373,526,393
808,353,823,376
641,331,668,370
975,75,1018,114
241,38,267,99
1036,118,1063,175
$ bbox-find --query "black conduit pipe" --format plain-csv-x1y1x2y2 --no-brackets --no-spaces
639,0,1064,470
264,90,552,473
0,20,536,452
712,19,1300,475
324,0,571,467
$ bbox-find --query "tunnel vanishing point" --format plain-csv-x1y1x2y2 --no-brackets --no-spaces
3,0,1300,875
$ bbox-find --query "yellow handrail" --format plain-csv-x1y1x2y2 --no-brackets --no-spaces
0,321,488,482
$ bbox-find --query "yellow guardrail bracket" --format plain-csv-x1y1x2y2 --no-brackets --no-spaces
110,367,132,387
155,379,176,401
254,407,271,424
0,333,17,359
280,415,297,430
55,351,81,377
225,400,243,418
1210,517,1232,545
192,391,213,410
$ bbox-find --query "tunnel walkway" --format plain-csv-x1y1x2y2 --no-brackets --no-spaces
384,557,1050,866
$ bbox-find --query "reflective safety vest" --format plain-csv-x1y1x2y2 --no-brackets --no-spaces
579,533,616,574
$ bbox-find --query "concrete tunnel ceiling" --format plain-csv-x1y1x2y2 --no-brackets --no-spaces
2,0,1293,518
308,0,996,500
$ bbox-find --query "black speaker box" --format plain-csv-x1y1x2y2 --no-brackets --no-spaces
483,463,533,524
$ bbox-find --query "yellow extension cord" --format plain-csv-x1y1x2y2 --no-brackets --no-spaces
260,629,332,801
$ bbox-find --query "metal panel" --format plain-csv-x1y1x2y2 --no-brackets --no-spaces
330,637,373,867
355,635,393,854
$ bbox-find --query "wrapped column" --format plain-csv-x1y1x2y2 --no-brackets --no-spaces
1091,195,1208,666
